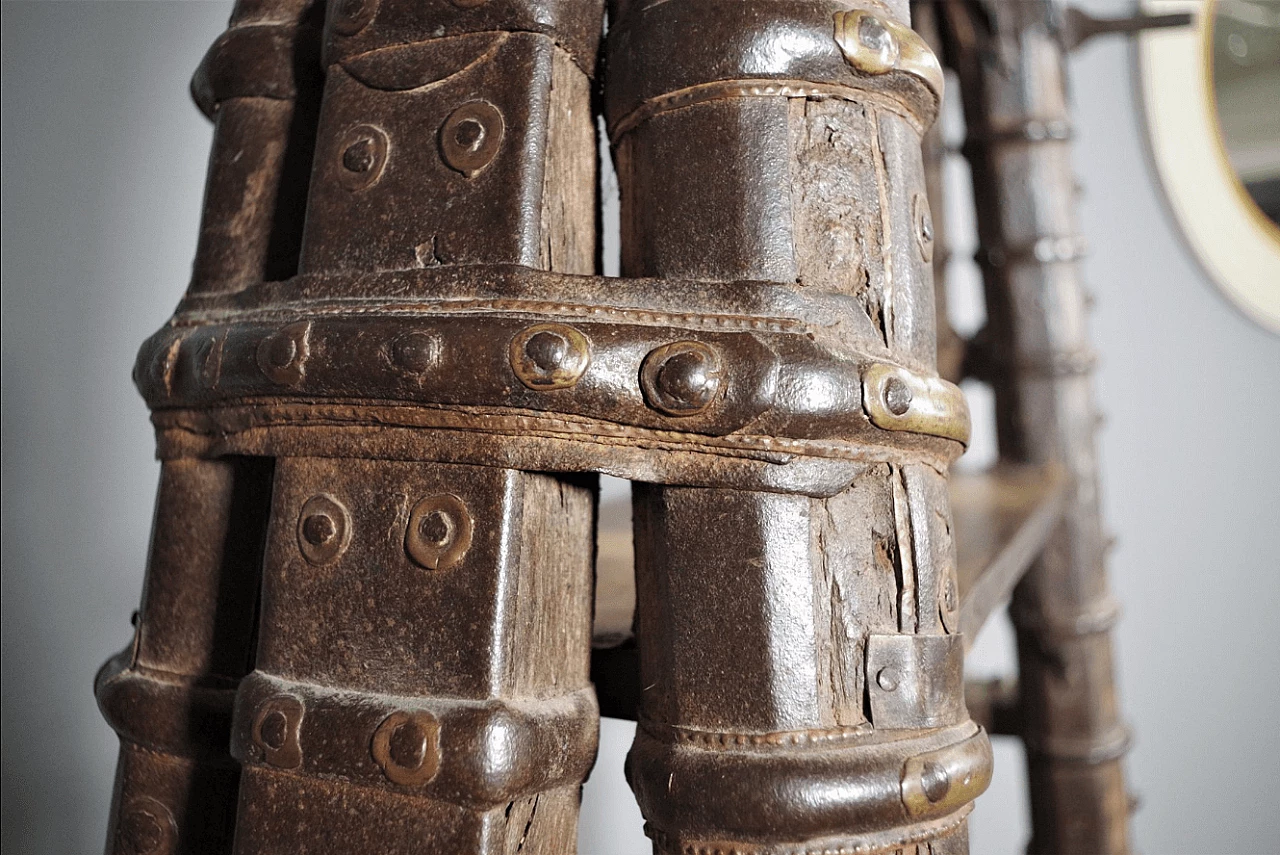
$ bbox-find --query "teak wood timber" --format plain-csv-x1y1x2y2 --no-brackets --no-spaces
96,0,1133,852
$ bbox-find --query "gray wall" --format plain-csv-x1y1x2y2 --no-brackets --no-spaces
2,2,1277,853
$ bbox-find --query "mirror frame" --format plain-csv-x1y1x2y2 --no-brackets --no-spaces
1136,0,1280,332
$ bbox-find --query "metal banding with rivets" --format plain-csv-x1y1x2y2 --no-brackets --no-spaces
138,312,969,449
404,493,473,570
228,673,599,807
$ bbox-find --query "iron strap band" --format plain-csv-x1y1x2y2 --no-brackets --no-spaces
605,0,942,136
230,672,599,809
136,314,969,449
95,651,238,763
629,721,991,844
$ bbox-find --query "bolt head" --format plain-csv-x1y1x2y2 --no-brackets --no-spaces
641,341,723,416
391,331,439,373
405,494,473,571
921,759,951,803
372,711,440,786
301,513,336,546
388,720,428,769
118,808,164,854
883,376,913,416
342,138,375,173
258,709,289,751
265,334,297,369
418,510,453,546
858,14,893,51
440,101,504,177
509,323,590,390
296,494,350,565
876,667,899,692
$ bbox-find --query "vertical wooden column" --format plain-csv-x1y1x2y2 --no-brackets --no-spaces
97,3,325,850
226,2,604,851
607,1,990,851
96,458,274,855
945,1,1132,851
188,0,326,292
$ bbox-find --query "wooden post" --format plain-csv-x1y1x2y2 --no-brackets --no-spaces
607,2,990,851
943,0,1133,850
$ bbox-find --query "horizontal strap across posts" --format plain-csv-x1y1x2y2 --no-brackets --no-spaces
605,0,941,138
136,268,970,453
136,315,969,446
628,721,992,847
320,0,603,76
95,649,238,764
229,673,598,809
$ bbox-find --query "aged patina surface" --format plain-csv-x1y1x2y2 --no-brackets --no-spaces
96,0,1153,852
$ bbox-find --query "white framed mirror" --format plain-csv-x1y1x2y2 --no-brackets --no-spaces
1136,0,1280,332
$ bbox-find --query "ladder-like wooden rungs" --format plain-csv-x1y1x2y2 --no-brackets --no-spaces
587,465,1066,718
952,463,1068,648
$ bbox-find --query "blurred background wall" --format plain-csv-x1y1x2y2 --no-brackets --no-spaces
3,2,1278,853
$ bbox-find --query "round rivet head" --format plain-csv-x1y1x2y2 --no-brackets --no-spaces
258,710,288,751
252,696,304,769
405,494,473,570
641,341,724,416
391,331,440,374
440,101,504,177
297,494,351,565
331,0,377,36
335,124,389,191
509,323,591,390
257,321,311,386
914,193,935,263
883,375,913,416
876,667,899,692
118,798,175,855
858,13,899,64
372,711,441,786
921,760,951,803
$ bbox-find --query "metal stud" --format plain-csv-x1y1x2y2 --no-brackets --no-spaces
405,494,473,571
640,341,724,416
297,494,352,566
439,101,504,177
256,321,311,386
371,710,441,786
833,10,945,100
390,330,441,375
914,193,935,263
336,124,389,192
117,798,175,855
509,323,591,390
252,695,304,769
